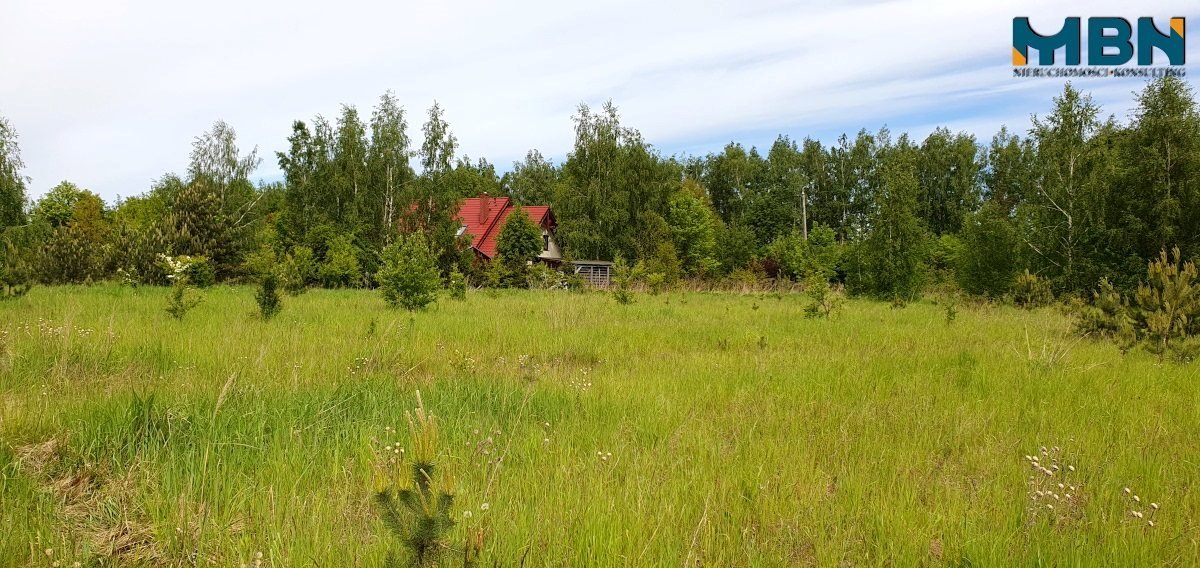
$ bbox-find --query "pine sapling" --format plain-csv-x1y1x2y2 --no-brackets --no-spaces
375,393,467,567
256,271,283,320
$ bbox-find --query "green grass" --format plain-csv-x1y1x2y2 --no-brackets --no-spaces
0,285,1197,566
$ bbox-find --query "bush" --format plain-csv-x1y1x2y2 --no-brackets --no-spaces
320,235,363,288
255,272,283,320
611,257,635,305
957,202,1020,297
378,233,440,311
803,274,843,319
447,269,467,300
766,225,842,283
484,256,511,289
1075,277,1136,349
1012,269,1053,308
726,266,766,290
182,255,215,288
645,242,682,286
646,272,666,295
928,234,963,284
565,272,586,292
160,254,203,320
291,246,318,287
527,264,563,290
276,246,317,295
243,244,278,283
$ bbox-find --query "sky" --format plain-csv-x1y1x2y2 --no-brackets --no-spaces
2,0,1198,202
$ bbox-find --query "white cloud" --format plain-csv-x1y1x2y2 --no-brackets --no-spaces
1,0,1196,200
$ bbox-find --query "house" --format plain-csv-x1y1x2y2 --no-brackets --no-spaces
455,193,614,286
456,194,561,264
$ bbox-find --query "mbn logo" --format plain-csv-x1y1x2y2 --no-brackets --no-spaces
1013,17,1185,66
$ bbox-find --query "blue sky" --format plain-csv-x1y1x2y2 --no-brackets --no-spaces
1,0,1197,202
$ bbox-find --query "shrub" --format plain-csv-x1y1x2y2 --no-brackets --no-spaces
765,231,806,280
290,246,318,288
943,295,959,324
447,269,467,301
645,242,682,286
957,202,1020,297
255,272,282,320
565,271,586,292
726,266,766,290
928,234,964,284
320,235,363,288
803,274,843,319
527,264,563,290
484,256,510,289
1012,270,1053,308
160,254,203,320
378,233,440,311
766,225,843,283
646,272,666,295
611,257,635,305
182,255,215,288
243,244,278,283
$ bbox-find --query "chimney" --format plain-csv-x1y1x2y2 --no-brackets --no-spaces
478,192,491,224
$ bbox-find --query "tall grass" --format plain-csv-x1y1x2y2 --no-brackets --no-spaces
0,285,1196,566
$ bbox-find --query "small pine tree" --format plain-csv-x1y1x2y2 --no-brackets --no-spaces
1075,277,1137,352
378,233,441,311
1012,270,1053,308
0,238,32,300
374,393,462,567
1134,247,1199,359
611,257,635,305
256,272,282,320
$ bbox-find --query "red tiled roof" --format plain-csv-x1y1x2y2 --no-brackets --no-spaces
456,197,553,259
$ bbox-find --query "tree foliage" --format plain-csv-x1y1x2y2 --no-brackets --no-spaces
0,115,28,229
5,79,1200,310
378,232,441,311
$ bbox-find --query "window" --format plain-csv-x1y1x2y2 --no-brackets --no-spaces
456,226,467,237
542,234,549,252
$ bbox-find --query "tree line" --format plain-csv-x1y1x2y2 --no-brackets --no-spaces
1,77,1198,302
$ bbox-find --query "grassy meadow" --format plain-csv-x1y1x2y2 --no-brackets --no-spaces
0,285,1197,566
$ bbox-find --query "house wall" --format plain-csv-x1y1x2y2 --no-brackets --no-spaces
538,229,562,261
